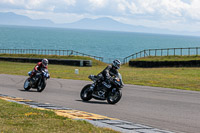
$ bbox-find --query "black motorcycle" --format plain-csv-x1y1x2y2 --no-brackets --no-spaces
24,68,50,92
80,73,124,104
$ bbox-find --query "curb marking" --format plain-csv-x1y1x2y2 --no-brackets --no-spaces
0,94,117,121
55,110,118,120
0,94,174,133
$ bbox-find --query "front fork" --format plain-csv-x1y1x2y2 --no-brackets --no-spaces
89,82,96,91
112,88,117,93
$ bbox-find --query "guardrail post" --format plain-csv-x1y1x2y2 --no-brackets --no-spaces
181,48,182,56
188,48,190,56
149,49,151,56
174,48,176,56
196,47,198,56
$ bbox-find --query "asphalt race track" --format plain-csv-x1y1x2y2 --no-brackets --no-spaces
0,74,200,133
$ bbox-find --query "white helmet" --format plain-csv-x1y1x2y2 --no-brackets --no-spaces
42,58,48,67
112,59,121,69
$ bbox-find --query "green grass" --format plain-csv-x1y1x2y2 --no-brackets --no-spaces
131,55,200,61
0,61,200,91
122,66,200,91
0,99,119,133
0,54,106,66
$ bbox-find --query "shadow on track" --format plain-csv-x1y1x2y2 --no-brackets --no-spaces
19,89,38,92
76,100,108,105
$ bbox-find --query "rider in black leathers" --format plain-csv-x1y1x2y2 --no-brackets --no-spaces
90,59,121,90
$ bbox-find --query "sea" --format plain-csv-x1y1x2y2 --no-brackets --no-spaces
0,25,200,63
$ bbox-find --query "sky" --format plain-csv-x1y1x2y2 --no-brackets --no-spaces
0,0,200,32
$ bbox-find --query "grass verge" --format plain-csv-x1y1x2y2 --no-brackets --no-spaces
0,61,200,91
0,99,118,133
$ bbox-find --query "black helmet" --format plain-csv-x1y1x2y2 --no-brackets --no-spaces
112,59,121,69
42,58,48,67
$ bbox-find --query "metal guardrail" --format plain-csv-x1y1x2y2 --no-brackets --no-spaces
1,47,200,64
123,47,200,64
0,49,103,62
106,58,124,64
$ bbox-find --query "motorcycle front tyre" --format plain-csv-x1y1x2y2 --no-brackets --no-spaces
24,78,31,91
107,90,122,104
80,84,92,101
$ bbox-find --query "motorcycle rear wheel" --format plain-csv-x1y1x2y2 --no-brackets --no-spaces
24,78,31,91
107,90,122,104
80,84,92,101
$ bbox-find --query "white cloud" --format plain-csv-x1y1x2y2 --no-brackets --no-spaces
1,0,22,4
88,0,107,9
0,0,76,11
0,0,200,32
63,0,76,6
187,0,200,20
0,0,25,6
25,0,46,9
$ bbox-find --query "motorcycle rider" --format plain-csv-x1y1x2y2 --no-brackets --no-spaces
29,58,49,80
90,59,121,90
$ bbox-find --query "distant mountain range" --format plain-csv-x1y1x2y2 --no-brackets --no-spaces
0,12,54,27
0,12,199,36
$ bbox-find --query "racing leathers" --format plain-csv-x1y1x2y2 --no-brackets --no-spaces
90,64,119,90
30,62,48,78
100,65,119,89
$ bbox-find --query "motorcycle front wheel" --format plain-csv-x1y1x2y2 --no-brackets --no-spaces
80,84,92,101
24,78,31,91
107,90,122,104
37,79,46,92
